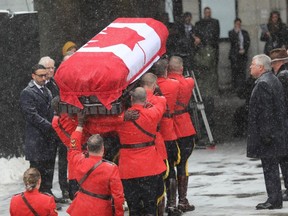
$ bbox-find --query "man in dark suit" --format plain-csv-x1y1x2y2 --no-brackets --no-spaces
228,18,250,91
20,64,58,199
39,56,69,200
247,54,287,210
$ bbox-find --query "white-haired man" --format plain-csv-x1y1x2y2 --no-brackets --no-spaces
247,54,287,210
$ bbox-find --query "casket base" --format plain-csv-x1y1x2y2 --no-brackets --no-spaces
58,99,123,115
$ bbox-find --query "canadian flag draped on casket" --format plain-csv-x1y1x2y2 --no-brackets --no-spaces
55,18,168,111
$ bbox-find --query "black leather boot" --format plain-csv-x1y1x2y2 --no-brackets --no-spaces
177,176,195,212
166,178,182,216
157,197,165,216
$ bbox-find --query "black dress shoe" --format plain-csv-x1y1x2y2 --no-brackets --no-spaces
283,191,288,201
256,202,282,210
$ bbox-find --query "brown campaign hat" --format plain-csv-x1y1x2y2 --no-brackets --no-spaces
269,48,288,63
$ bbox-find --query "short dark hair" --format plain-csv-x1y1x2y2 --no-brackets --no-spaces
130,87,146,103
153,59,168,77
204,7,211,11
87,134,104,153
183,12,192,18
32,64,46,74
234,18,242,23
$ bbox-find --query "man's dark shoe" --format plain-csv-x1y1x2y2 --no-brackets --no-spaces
42,190,65,203
56,203,62,211
167,207,182,216
256,202,282,210
283,191,288,201
62,190,70,199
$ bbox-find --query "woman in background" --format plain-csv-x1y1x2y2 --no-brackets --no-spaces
260,11,287,55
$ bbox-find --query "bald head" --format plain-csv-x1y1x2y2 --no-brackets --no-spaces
168,56,184,74
140,73,157,90
153,59,168,77
130,87,147,104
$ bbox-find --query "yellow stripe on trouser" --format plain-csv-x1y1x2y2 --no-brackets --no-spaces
175,141,181,166
157,183,166,205
163,159,169,180
178,137,196,176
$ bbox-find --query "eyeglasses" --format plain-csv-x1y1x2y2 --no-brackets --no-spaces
34,73,48,78
46,67,55,70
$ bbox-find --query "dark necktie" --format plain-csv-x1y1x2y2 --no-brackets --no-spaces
41,87,49,100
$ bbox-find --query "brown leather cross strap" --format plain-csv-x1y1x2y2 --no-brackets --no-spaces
57,118,71,138
78,160,103,185
21,192,40,216
131,120,156,139
78,160,112,201
121,141,155,149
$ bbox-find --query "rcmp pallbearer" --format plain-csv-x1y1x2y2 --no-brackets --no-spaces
116,87,167,216
168,56,196,212
65,112,125,216
10,168,58,216
153,59,183,215
140,72,169,216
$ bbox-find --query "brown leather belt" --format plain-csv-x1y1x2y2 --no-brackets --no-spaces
121,141,155,149
163,112,174,118
79,188,112,200
174,108,188,115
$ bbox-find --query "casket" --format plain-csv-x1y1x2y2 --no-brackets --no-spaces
55,18,168,115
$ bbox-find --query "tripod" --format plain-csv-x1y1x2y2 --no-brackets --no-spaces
185,69,215,148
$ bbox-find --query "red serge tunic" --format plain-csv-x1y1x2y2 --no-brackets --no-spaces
10,190,57,216
67,131,125,216
116,97,167,179
157,77,180,141
52,114,89,180
168,72,196,138
146,89,167,160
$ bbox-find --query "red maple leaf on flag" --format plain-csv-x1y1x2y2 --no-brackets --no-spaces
87,27,145,51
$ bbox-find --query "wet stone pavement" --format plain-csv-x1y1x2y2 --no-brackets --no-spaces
184,138,288,216
2,138,288,216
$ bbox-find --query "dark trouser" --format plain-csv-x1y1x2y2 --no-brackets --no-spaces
30,160,55,193
261,157,282,205
58,142,69,193
176,135,195,176
165,140,180,179
122,174,162,216
103,134,121,163
68,179,79,200
279,156,288,190
230,57,247,90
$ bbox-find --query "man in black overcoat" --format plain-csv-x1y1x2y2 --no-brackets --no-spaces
247,54,287,210
270,48,288,201
19,64,57,197
39,56,69,200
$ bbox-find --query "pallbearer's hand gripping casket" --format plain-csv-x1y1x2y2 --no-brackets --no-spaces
55,18,168,115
